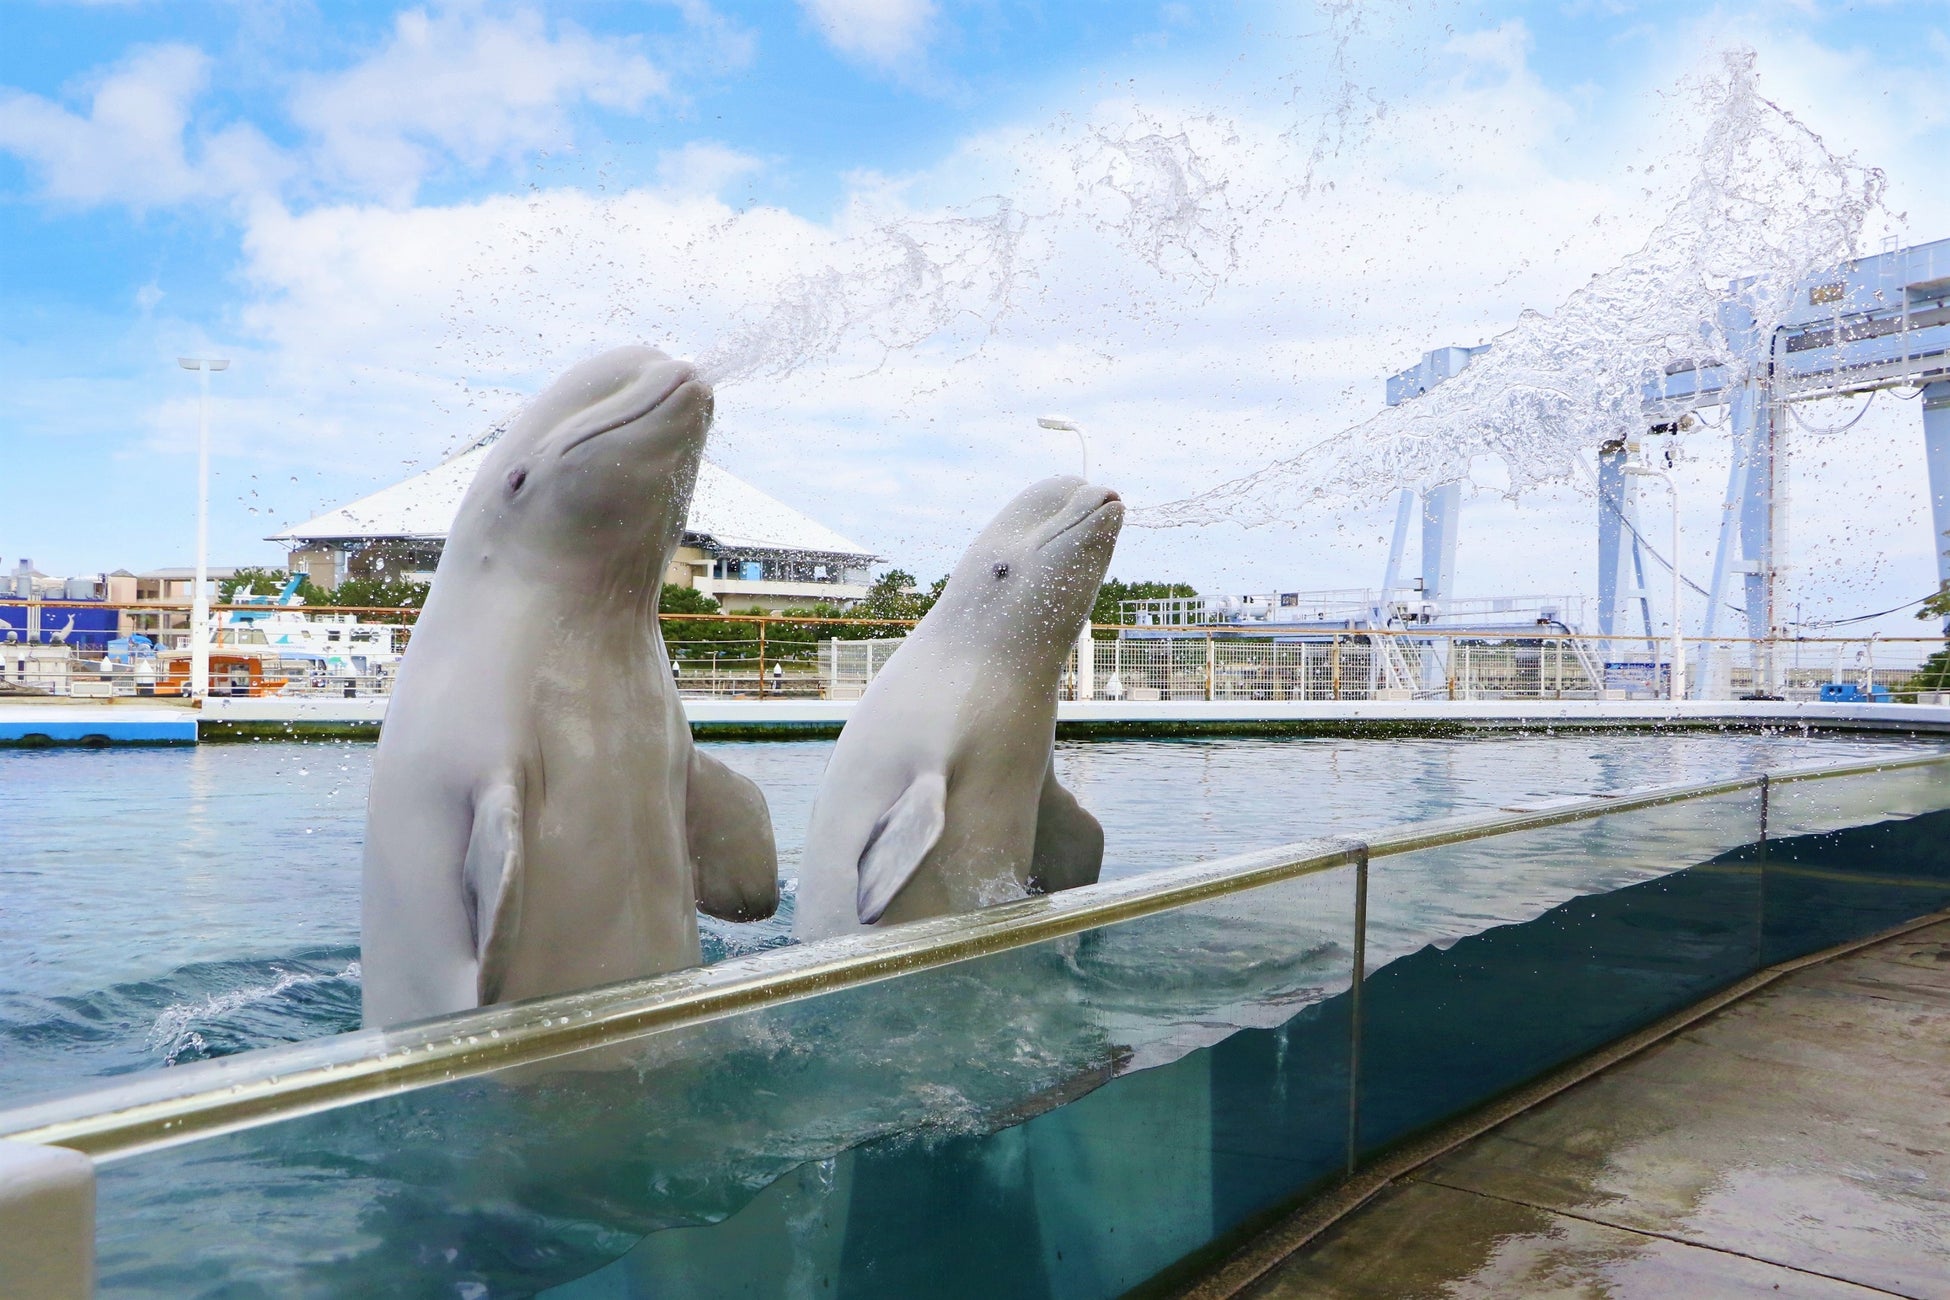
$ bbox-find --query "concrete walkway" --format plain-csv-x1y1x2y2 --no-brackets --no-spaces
1244,920,1950,1299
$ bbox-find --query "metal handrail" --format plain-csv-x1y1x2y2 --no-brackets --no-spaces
2,750,1944,1162
9,596,1950,645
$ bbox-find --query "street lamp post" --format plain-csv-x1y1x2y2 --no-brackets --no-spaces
1627,462,1684,702
1036,415,1090,480
177,357,230,699
1037,415,1096,700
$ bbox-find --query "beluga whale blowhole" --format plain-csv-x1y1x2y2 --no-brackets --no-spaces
361,345,779,1028
794,475,1124,940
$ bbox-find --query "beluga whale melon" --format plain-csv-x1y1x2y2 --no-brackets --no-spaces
360,345,779,1028
794,475,1124,940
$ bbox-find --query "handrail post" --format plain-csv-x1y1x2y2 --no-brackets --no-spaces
1346,841,1370,1176
1205,630,1215,701
1755,772,1771,967
1332,633,1342,701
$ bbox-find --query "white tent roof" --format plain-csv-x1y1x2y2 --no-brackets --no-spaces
271,443,874,559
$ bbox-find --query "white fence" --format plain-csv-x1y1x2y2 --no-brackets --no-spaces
9,621,1947,705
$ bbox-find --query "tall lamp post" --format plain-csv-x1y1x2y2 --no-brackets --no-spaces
1037,415,1096,699
1626,460,1684,702
1036,415,1090,480
178,357,230,699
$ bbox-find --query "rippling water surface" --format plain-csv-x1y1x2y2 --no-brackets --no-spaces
0,730,1936,1105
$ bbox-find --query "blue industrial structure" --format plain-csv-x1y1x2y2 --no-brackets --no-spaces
1391,234,1950,695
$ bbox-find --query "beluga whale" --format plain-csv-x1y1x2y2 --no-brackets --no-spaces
361,345,779,1028
794,475,1124,940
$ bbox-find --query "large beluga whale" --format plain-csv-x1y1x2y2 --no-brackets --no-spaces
361,346,779,1028
794,476,1123,940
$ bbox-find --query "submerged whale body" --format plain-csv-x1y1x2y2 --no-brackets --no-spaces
360,346,779,1028
794,475,1124,939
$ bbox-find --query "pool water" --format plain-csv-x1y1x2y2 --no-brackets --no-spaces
0,729,1935,1104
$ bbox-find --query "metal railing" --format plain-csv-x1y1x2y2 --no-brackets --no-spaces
6,598,1948,704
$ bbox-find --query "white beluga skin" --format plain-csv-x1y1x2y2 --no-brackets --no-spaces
794,476,1123,940
361,345,779,1028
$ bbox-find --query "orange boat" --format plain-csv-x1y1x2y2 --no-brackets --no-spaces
157,649,291,698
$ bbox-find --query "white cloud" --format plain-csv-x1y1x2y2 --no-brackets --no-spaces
656,141,763,196
798,0,938,76
289,6,669,203
0,44,283,207
204,32,1655,585
0,6,683,212
22,7,1946,639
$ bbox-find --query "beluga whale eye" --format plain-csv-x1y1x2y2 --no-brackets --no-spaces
992,562,1010,580
506,469,528,494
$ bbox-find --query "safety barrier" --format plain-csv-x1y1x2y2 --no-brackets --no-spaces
3,747,1947,1295
5,598,1946,704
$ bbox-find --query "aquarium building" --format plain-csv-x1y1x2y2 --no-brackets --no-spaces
271,436,878,612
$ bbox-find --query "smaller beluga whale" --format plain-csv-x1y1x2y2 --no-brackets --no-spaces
794,476,1124,940
361,346,778,1028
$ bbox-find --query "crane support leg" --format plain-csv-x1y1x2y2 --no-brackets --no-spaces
1923,382,1950,632
1597,441,1626,651
1381,489,1414,597
1419,482,1460,691
1597,439,1656,663
1420,482,1460,607
1701,381,1768,645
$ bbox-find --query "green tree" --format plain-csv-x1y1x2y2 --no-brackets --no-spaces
658,583,748,668
321,575,430,620
852,569,943,624
218,567,278,601
1908,575,1950,696
218,567,322,602
1092,578,1198,630
1911,643,1950,693
1918,580,1950,626
659,584,723,616
764,602,859,662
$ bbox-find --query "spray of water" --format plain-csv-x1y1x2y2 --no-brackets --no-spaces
435,106,1249,419
1138,51,1887,528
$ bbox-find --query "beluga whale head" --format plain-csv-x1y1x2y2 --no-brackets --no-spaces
450,345,711,588
791,474,1124,940
930,475,1124,667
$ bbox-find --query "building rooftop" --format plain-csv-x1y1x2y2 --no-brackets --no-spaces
270,439,875,560
134,567,242,581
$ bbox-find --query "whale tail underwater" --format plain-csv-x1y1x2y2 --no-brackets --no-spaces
360,346,779,1029
794,475,1124,940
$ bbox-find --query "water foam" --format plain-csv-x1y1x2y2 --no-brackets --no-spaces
145,960,362,1067
1138,51,1887,526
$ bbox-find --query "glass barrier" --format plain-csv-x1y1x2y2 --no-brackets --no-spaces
1,753,1945,1298
81,862,1357,1298
1355,786,1766,1157
1758,761,1950,964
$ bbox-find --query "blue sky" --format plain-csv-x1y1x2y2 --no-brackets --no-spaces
3,0,1949,640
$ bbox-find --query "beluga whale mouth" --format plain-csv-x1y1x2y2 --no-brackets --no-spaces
556,359,700,457
1038,486,1123,551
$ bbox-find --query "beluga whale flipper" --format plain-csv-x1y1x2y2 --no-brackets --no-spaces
794,476,1123,940
360,346,778,1028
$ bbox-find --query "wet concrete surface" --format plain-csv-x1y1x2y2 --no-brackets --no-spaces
1244,920,1950,1299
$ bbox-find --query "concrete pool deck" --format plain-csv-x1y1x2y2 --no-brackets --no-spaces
9,695,1950,743
1223,917,1950,1299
